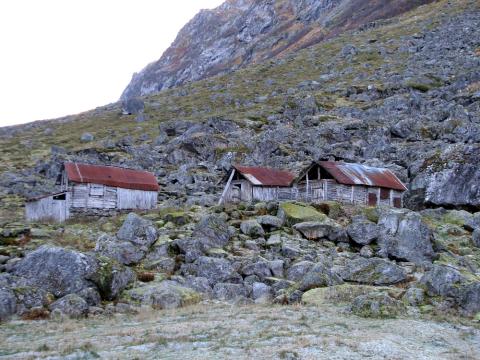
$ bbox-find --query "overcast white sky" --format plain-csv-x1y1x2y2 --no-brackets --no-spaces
0,0,224,127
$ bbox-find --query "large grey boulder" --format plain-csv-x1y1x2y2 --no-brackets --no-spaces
213,283,248,302
193,214,232,250
192,257,241,285
252,282,272,303
339,257,407,285
240,220,265,237
293,220,342,241
424,163,480,210
420,265,480,314
351,292,405,318
256,215,284,229
96,213,158,265
298,263,343,291
465,213,480,231
117,213,158,247
90,256,135,301
377,209,435,264
50,294,89,318
347,217,380,245
11,245,97,298
241,260,272,280
95,234,145,265
286,261,315,282
126,280,201,310
0,288,16,322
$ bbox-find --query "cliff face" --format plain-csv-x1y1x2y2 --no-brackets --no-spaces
120,0,434,99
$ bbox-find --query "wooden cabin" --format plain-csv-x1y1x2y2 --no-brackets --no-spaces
26,162,159,222
218,165,295,205
293,161,407,207
219,162,407,207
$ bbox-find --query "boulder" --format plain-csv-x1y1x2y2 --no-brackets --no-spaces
302,284,403,307
240,220,265,237
278,203,329,226
80,132,94,142
252,282,272,303
360,245,374,258
377,209,435,264
241,260,272,280
193,214,232,250
268,260,285,278
256,215,284,229
286,261,314,282
420,265,480,314
95,234,146,265
213,283,248,302
192,257,241,285
347,217,380,245
125,280,201,310
0,288,16,322
465,213,480,231
298,263,343,291
424,163,480,210
339,257,407,285
89,256,135,300
404,287,425,306
50,294,89,318
351,293,405,318
117,213,158,247
11,246,97,298
293,220,342,241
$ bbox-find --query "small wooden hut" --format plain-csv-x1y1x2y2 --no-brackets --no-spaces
293,161,407,207
218,165,295,205
26,162,159,222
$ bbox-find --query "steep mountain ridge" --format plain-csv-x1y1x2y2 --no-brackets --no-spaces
120,0,434,99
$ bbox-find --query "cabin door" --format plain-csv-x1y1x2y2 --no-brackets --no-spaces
368,192,378,206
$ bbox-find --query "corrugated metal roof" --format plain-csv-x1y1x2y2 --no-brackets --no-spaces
318,161,407,191
234,165,295,187
64,162,159,191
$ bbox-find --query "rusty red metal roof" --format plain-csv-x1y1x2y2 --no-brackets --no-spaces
64,162,159,191
318,161,407,191
234,165,295,187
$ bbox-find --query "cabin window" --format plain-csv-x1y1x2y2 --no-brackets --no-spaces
90,184,104,197
380,188,390,200
53,193,66,201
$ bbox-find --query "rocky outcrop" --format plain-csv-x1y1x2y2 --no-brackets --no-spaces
11,245,98,298
339,257,407,286
377,209,435,264
121,0,434,99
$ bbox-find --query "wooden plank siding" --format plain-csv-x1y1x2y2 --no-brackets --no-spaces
117,188,157,210
222,179,404,207
25,195,68,223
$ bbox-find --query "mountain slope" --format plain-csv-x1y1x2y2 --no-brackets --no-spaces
120,0,434,99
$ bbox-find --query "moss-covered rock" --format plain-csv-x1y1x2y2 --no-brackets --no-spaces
351,293,406,319
278,202,329,226
302,284,403,307
90,255,135,300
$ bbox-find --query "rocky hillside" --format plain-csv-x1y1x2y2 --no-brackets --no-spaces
0,0,480,338
121,0,434,99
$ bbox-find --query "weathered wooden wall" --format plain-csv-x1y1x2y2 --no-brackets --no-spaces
69,183,157,210
25,195,69,222
70,183,117,209
222,179,404,208
117,188,157,210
